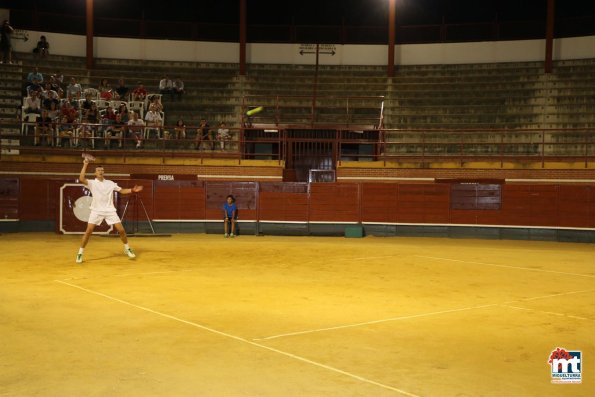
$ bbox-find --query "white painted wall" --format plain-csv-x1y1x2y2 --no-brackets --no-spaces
246,44,387,65
13,31,86,57
95,37,239,63
554,36,595,60
395,39,546,65
11,28,595,65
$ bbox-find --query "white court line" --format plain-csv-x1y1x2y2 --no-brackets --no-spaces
54,280,419,397
415,255,595,278
501,305,592,321
302,255,399,266
58,270,197,282
351,255,400,261
254,304,498,341
112,269,196,278
255,288,595,341
504,288,595,303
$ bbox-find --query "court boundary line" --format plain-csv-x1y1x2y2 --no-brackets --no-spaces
254,288,595,341
54,279,420,397
415,255,595,278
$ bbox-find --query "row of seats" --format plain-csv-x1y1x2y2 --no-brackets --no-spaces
21,100,156,134
23,118,169,149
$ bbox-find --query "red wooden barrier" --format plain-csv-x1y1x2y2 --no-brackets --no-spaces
1,178,593,231
309,183,360,222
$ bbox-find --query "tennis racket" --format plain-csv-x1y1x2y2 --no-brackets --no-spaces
81,152,96,162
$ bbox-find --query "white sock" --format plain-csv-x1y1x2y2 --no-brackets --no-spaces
124,244,130,250
78,248,84,254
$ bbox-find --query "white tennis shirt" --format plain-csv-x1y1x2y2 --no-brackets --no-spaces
87,179,122,213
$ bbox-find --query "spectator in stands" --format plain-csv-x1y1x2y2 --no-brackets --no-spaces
54,70,64,85
46,100,60,121
114,78,128,101
48,75,64,98
83,87,99,99
26,67,44,96
98,78,109,91
27,67,44,85
116,103,129,123
33,35,50,58
194,118,212,150
173,77,184,101
61,100,79,123
0,20,14,64
159,75,174,101
144,104,163,140
103,106,116,122
216,121,231,150
173,118,186,140
81,102,99,147
41,83,60,109
86,102,99,125
127,110,145,149
77,115,92,148
131,82,147,102
34,109,54,146
98,78,113,100
56,115,75,147
100,106,117,148
148,94,163,112
78,100,98,148
66,77,82,98
67,92,81,110
24,90,42,114
26,79,43,97
81,92,95,117
106,113,126,148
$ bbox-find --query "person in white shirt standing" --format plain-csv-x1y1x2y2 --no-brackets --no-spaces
76,157,143,264
158,75,173,101
173,77,184,102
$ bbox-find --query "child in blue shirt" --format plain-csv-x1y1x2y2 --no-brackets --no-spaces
223,195,237,238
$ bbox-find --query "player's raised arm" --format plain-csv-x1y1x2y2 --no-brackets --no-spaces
79,158,90,185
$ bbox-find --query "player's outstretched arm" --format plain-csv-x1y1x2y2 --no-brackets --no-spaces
120,185,144,195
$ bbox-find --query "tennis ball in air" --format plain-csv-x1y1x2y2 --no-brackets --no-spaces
246,106,264,116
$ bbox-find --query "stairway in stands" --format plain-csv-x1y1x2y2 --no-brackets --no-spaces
0,63,23,156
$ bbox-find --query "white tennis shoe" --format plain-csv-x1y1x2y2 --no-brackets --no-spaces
76,253,83,263
125,248,136,258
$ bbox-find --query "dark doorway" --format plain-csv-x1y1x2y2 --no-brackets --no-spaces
285,129,336,182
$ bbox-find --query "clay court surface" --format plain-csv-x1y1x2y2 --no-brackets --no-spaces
1,232,593,396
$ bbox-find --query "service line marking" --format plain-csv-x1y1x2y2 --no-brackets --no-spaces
415,255,595,278
254,304,498,341
255,288,595,341
54,279,419,397
500,304,592,321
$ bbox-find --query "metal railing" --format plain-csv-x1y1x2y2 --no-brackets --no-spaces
347,128,595,167
2,120,594,167
241,95,384,129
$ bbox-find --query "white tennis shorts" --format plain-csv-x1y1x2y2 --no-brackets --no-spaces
88,211,122,226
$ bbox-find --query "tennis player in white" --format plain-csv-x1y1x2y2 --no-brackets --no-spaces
76,157,143,263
